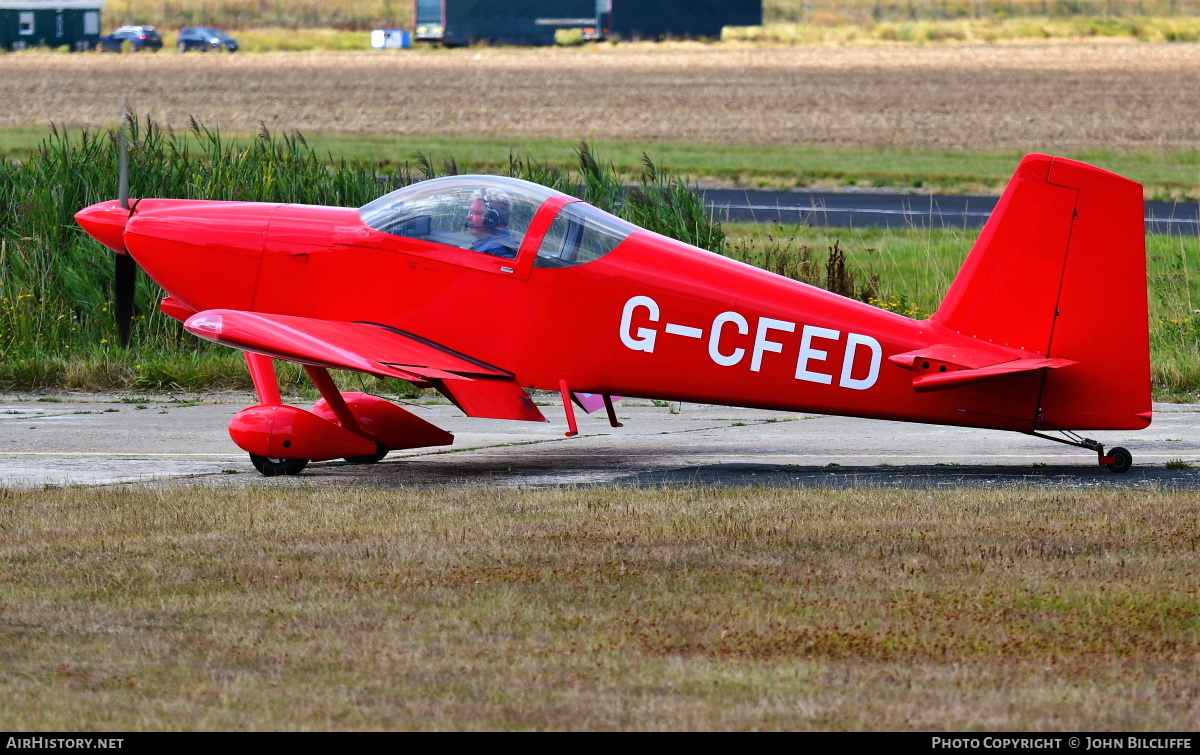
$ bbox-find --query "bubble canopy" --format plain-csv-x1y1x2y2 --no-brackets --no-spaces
359,175,638,269
359,175,565,255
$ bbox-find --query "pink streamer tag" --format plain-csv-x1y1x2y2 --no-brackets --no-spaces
571,393,623,414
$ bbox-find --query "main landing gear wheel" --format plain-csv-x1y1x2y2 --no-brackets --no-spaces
1106,447,1132,474
249,454,309,476
344,443,389,465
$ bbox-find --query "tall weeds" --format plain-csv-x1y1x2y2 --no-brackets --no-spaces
0,118,724,390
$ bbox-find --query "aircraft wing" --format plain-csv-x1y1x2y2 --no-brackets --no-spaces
184,309,547,422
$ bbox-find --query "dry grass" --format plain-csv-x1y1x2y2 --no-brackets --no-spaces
2,484,1199,730
3,43,1200,151
728,15,1200,43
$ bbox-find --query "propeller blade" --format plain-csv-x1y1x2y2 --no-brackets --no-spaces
118,104,129,210
115,252,137,347
115,100,135,346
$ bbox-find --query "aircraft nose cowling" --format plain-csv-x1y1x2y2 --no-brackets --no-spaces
123,199,280,312
75,200,132,255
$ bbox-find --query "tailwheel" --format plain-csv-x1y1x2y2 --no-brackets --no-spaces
249,454,309,477
1028,430,1134,474
344,442,389,465
1105,447,1132,474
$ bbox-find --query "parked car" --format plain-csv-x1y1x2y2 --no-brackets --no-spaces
177,27,238,52
97,26,163,52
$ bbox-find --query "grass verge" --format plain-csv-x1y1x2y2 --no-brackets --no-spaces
1,484,1197,730
4,128,1198,200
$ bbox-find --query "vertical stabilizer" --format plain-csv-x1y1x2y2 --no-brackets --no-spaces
931,154,1151,430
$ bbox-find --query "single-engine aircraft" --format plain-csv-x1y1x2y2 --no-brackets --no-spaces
75,152,1151,476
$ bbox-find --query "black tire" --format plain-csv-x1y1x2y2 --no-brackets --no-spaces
249,453,309,477
1106,447,1132,474
178,41,187,52
344,443,388,465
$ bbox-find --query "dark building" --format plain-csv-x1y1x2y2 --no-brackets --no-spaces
414,0,761,46
0,0,104,51
415,0,598,46
604,0,762,40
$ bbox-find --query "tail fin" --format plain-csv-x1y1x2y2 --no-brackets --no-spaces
932,154,1151,430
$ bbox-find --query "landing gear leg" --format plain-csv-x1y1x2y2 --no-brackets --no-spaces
558,379,579,437
304,365,389,463
1027,431,1133,474
245,352,282,405
602,394,623,428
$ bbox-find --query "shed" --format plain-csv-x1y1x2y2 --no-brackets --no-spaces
603,0,761,40
0,0,104,51
414,0,760,46
415,0,601,46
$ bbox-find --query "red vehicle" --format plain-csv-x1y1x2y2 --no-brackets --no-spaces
75,154,1151,476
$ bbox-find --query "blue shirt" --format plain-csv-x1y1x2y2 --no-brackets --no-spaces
470,229,517,259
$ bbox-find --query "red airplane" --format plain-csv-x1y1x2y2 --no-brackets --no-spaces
74,153,1151,476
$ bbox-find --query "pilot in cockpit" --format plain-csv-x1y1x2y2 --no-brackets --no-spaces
465,189,518,259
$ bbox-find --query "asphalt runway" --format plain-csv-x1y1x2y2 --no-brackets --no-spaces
2,393,1197,490
704,189,1200,234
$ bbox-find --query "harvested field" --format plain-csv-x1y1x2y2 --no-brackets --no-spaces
4,42,1200,151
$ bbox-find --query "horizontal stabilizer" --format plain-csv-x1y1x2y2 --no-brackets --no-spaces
912,358,1076,393
888,343,1017,372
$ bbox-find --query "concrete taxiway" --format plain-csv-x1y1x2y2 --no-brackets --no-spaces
1,393,1198,490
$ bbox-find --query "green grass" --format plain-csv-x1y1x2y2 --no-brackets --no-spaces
231,27,374,52
2,484,1198,730
6,129,1198,200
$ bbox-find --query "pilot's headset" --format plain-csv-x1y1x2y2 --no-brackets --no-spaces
478,189,502,229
